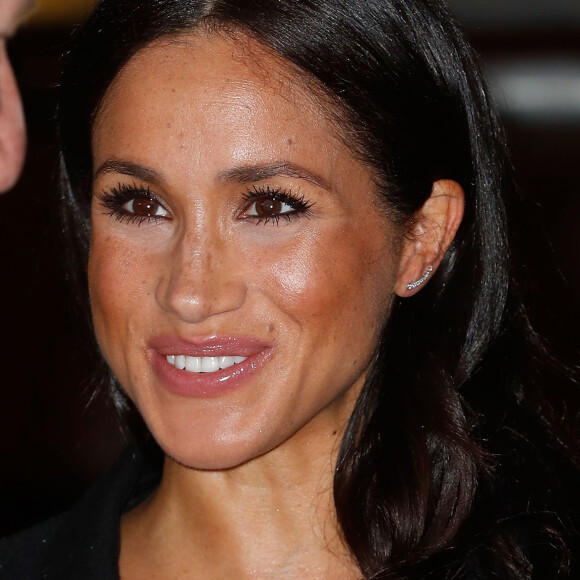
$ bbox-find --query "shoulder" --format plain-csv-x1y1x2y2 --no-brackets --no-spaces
0,445,160,580
0,515,64,578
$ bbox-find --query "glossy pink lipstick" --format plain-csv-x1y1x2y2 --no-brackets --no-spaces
148,335,274,398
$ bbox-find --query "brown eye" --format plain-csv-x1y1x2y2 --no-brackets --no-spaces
123,197,168,218
247,195,294,218
255,197,284,217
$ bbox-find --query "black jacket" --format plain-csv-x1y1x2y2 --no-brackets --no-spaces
0,447,159,580
1,439,577,579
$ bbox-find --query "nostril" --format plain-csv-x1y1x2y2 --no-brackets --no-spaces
155,262,248,325
154,235,248,324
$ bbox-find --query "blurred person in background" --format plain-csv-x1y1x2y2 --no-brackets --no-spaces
0,0,36,194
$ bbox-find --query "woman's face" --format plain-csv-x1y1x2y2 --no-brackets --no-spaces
90,33,402,470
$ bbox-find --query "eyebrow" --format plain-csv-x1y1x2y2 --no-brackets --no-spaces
217,162,331,191
94,159,161,184
94,159,332,191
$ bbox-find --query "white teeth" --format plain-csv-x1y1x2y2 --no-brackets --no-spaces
166,354,248,373
219,356,235,369
185,356,201,373
201,356,219,373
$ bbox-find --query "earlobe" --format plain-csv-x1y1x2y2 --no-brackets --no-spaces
406,265,434,291
395,179,464,297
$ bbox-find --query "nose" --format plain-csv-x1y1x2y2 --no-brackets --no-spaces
0,43,26,194
155,225,248,325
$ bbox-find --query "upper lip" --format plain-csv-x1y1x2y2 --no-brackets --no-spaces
147,334,275,357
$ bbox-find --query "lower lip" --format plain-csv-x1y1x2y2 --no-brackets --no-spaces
150,349,273,398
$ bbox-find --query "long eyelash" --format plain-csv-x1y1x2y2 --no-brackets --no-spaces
96,182,163,226
241,185,314,225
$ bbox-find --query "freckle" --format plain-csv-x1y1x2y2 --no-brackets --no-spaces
286,138,293,146
266,324,274,333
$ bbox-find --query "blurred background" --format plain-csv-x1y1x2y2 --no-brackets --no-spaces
0,0,579,535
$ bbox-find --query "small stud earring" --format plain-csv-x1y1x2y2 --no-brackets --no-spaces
407,265,433,291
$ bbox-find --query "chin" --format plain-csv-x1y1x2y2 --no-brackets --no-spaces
166,446,262,472
148,413,279,472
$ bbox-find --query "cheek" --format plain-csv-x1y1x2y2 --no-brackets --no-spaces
244,221,396,337
88,231,150,355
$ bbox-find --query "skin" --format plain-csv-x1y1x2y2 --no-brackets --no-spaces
0,0,34,193
90,32,463,579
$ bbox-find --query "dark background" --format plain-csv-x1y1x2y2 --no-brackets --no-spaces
1,2,579,536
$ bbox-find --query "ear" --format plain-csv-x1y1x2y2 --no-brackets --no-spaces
394,179,464,297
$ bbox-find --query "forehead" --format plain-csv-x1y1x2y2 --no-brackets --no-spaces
94,32,349,166
97,30,343,136
0,0,35,35
92,31,382,219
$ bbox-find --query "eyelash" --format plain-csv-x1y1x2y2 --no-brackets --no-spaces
96,183,314,226
240,185,314,225
97,182,167,226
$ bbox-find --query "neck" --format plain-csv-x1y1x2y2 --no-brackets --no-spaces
121,425,361,579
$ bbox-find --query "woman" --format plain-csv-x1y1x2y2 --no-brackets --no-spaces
2,0,579,578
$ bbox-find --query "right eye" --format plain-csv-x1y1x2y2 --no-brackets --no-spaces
96,183,171,225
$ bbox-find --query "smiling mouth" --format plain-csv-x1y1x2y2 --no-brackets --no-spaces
166,355,248,374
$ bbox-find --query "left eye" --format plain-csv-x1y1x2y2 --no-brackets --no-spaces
123,197,168,218
245,196,295,218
